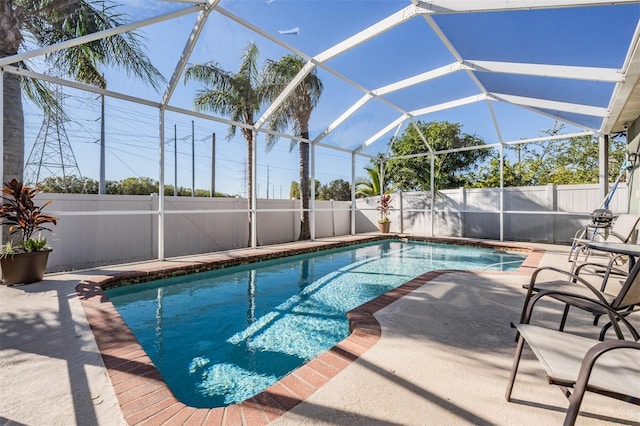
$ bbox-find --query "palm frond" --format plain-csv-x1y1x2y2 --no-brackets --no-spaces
18,63,66,119
19,0,164,90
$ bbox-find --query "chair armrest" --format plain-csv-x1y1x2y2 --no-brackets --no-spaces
566,340,640,424
524,290,640,340
574,254,629,291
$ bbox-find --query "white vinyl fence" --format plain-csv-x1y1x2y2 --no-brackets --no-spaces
355,183,629,242
34,183,629,273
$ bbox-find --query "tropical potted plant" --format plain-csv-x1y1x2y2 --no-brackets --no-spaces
377,194,393,233
0,179,57,284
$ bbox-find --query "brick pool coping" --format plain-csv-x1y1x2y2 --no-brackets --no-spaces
76,236,545,425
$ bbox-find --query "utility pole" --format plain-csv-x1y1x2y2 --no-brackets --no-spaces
266,164,270,199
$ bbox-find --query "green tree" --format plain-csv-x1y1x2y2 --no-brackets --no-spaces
105,180,121,194
515,124,628,185
184,42,266,245
467,124,629,188
290,179,321,200
263,55,323,241
318,179,351,201
290,181,299,199
386,121,489,191
466,149,530,188
1,1,163,185
355,161,393,198
121,177,158,195
39,175,99,193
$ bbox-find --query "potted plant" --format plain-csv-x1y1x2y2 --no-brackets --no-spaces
377,194,392,233
0,179,57,285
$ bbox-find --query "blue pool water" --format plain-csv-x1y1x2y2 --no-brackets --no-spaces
106,240,525,408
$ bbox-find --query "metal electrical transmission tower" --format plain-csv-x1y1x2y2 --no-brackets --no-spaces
24,89,82,191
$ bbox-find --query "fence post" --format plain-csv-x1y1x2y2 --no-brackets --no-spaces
547,183,557,243
399,191,403,234
151,193,158,258
460,187,466,238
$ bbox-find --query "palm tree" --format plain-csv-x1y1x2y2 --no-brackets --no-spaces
183,42,265,245
356,153,395,198
263,55,322,241
355,165,387,197
1,0,164,185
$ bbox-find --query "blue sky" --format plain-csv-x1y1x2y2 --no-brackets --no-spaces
22,1,640,197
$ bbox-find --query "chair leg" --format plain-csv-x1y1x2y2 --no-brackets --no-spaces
599,310,629,340
517,284,537,341
559,304,570,332
563,356,593,426
599,321,611,341
505,335,526,402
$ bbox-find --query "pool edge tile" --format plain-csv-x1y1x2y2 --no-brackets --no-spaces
76,236,544,425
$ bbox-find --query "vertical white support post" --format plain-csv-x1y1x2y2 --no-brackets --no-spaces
310,142,316,241
211,132,215,197
459,187,466,238
99,94,106,194
430,153,435,236
351,153,356,235
399,191,404,234
599,134,609,205
499,143,504,241
191,120,195,197
174,124,178,197
547,183,557,243
158,109,166,260
250,132,257,248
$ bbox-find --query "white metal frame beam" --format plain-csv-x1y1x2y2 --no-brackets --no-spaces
489,93,609,117
389,130,595,160
419,11,504,143
254,4,424,129
410,94,488,117
354,95,487,154
314,5,427,64
313,63,462,145
2,65,161,108
162,0,220,108
602,18,640,133
462,60,624,82
314,55,622,149
0,5,204,67
373,63,463,96
356,115,410,153
415,0,640,14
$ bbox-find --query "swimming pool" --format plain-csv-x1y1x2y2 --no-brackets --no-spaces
106,240,525,408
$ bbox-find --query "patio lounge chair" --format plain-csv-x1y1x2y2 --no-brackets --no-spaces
569,213,640,266
506,290,640,426
519,256,640,340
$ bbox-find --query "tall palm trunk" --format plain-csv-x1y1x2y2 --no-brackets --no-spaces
245,130,254,246
2,72,24,186
298,131,310,240
1,2,25,185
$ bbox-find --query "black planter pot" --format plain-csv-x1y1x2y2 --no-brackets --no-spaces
1,250,51,285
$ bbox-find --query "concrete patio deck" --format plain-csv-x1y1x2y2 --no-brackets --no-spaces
1,237,638,425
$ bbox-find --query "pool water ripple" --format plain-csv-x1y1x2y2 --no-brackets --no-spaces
106,240,525,408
